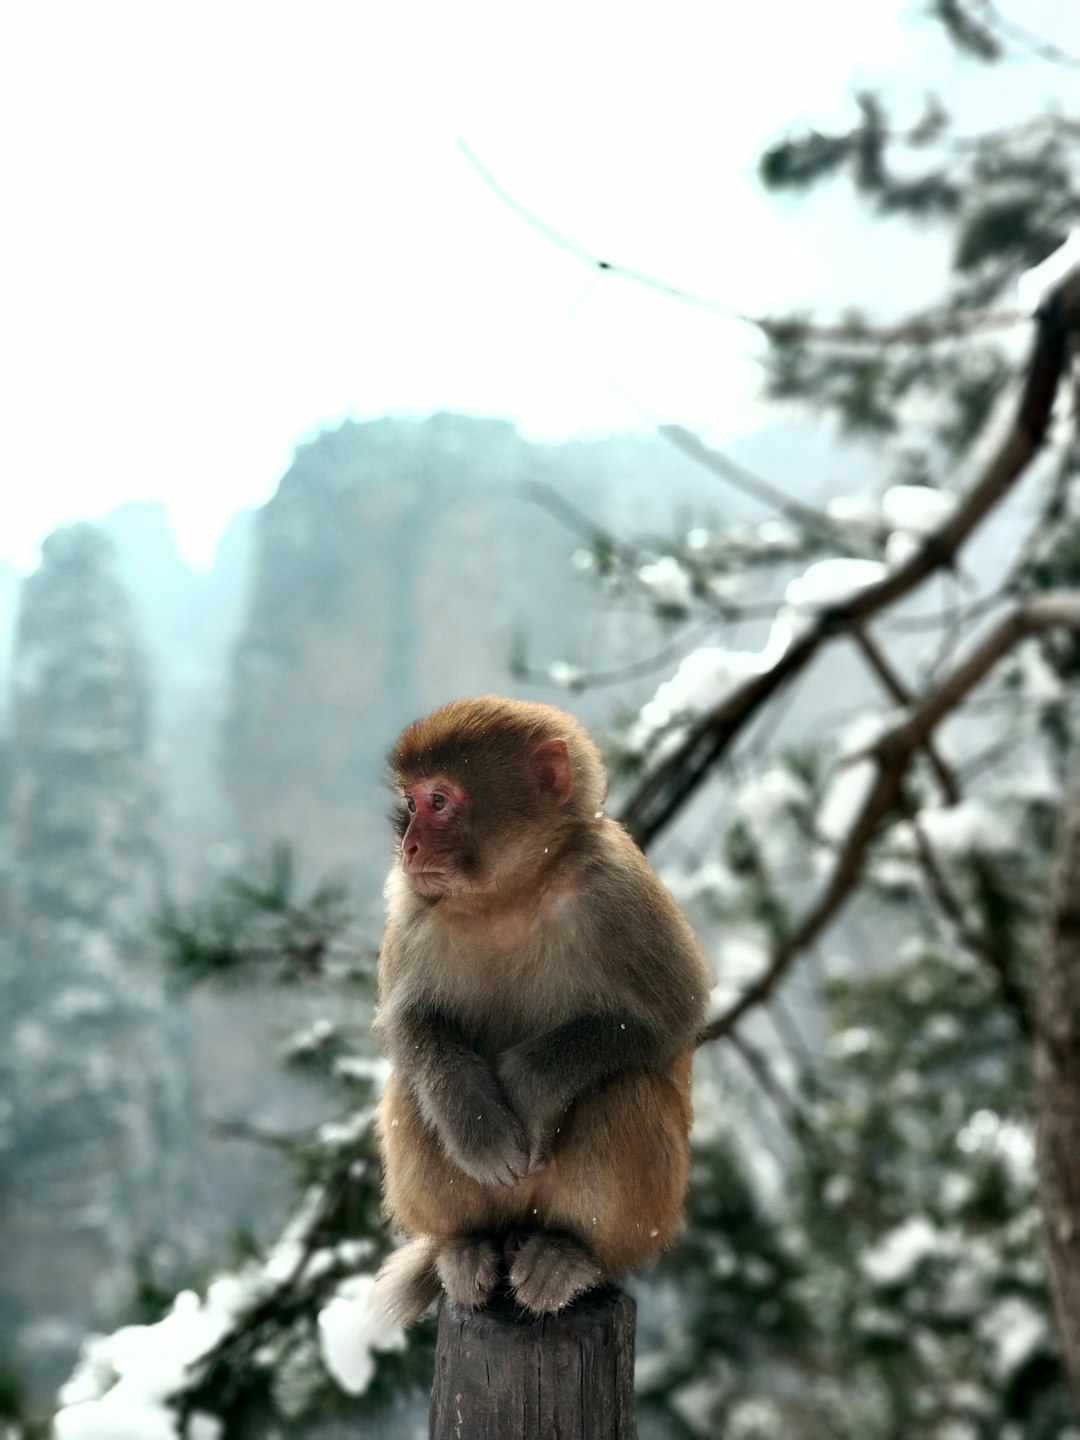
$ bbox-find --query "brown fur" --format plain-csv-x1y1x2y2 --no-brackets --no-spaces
373,696,710,1319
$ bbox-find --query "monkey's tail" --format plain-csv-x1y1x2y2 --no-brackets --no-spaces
371,1236,442,1326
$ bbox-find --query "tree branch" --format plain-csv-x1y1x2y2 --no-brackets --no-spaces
623,268,1080,846
700,591,1080,1042
854,629,1033,1031
852,629,960,802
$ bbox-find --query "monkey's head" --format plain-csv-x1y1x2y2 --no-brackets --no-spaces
389,696,607,903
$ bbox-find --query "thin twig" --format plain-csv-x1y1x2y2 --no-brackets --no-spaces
458,137,751,323
458,137,1023,343
659,424,852,545
518,478,640,564
728,1031,811,1138
971,0,1080,68
904,798,1033,1035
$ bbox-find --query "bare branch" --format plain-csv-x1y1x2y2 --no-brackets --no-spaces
518,479,639,563
658,424,852,544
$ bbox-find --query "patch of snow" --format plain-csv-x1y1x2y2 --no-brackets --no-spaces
826,491,883,531
755,519,801,553
317,1112,372,1149
885,528,922,569
660,859,741,910
549,660,587,689
735,768,807,827
54,1289,239,1440
706,935,771,1019
881,485,956,536
1017,228,1080,314
262,1188,327,1284
999,754,1059,804
630,645,770,752
333,1056,391,1088
935,1422,979,1440
670,1376,722,1431
915,801,1016,857
980,1296,1048,1380
862,1216,943,1286
317,1274,406,1396
638,556,694,610
283,1018,337,1057
1018,642,1064,703
830,1026,875,1059
784,558,888,610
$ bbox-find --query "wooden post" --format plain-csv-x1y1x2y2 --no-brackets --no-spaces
429,1284,637,1439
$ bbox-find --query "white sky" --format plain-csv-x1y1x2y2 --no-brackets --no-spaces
1,0,1077,572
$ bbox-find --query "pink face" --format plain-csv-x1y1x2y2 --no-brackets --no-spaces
398,776,470,898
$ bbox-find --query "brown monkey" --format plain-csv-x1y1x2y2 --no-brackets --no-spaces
371,696,710,1321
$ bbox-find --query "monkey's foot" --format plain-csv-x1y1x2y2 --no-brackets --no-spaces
436,1235,501,1309
507,1230,602,1314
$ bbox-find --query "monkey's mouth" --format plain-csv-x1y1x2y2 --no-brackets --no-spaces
404,867,451,897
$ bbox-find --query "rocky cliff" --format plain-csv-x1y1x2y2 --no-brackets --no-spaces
0,525,194,1395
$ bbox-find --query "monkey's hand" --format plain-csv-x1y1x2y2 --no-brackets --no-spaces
419,1057,531,1190
497,1013,671,1170
494,1049,569,1175
383,1003,531,1188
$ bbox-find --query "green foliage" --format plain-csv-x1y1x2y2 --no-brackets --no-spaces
791,941,1073,1438
638,1132,812,1437
758,69,1080,453
157,843,369,989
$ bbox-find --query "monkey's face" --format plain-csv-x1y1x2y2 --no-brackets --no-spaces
390,701,589,906
395,775,481,899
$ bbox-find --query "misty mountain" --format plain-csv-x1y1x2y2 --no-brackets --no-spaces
0,410,871,1399
0,526,195,1395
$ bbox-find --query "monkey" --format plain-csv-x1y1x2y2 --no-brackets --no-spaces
370,695,711,1322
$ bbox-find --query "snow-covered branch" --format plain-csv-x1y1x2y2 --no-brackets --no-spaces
624,265,1080,847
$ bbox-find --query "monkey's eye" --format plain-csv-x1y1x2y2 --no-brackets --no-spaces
406,795,416,813
431,793,447,812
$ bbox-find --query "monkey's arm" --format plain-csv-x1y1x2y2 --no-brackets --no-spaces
379,1002,531,1188
495,850,709,1166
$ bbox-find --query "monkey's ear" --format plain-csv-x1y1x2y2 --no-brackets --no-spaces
530,739,573,806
